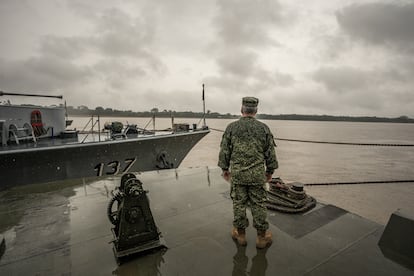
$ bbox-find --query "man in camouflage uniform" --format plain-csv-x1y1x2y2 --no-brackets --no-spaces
218,97,278,248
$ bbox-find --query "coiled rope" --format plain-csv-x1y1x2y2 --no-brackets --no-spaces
210,128,414,147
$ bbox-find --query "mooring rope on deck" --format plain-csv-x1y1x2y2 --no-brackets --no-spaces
275,138,414,147
209,127,225,133
303,180,414,186
210,127,414,186
210,128,414,147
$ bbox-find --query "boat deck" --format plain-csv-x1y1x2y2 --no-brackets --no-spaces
0,167,412,275
0,136,78,153
0,131,174,153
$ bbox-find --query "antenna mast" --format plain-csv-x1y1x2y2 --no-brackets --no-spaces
202,84,206,128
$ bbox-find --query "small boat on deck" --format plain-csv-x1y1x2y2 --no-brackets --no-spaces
0,91,209,189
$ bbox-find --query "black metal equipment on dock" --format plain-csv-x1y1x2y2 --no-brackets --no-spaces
107,173,166,263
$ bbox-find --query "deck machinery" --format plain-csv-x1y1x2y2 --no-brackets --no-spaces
107,173,166,262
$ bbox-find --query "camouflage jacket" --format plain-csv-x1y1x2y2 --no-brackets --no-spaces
218,116,278,185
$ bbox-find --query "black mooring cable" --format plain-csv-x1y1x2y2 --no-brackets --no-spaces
210,128,414,147
275,138,414,147
303,180,414,186
210,127,414,185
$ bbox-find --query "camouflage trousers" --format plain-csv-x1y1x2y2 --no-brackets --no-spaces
231,184,269,231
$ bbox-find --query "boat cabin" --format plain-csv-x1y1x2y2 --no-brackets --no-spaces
0,104,66,146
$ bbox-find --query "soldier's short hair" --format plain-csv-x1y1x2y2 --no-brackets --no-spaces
241,105,257,114
241,97,258,114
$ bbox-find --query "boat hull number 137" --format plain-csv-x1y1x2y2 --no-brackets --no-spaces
94,157,137,176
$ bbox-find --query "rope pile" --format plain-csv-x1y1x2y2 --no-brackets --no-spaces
266,178,316,213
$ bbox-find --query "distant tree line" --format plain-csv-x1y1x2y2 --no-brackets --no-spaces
66,105,238,119
256,114,414,123
65,105,414,123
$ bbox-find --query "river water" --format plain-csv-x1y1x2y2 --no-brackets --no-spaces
71,116,414,224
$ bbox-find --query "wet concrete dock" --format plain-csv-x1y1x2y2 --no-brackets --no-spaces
0,167,412,275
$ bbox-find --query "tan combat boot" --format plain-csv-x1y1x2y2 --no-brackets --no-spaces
256,230,272,249
231,227,247,246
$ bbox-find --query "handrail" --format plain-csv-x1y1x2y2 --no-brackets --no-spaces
81,115,102,143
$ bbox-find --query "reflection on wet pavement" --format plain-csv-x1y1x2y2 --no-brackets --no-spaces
0,167,412,275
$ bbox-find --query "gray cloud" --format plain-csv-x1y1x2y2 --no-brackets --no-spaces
303,1,414,117
336,2,414,53
206,0,294,103
311,64,414,94
310,34,350,61
0,57,92,92
1,4,166,105
39,36,89,60
312,66,371,93
1,0,413,117
96,7,167,74
216,50,258,77
92,59,147,90
254,69,294,88
93,8,153,55
215,0,285,48
310,64,414,116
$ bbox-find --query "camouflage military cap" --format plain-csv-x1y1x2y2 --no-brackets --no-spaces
242,97,259,107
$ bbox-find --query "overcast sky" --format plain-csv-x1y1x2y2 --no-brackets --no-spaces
1,0,413,117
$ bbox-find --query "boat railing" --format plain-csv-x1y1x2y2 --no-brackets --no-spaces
80,115,103,143
78,113,204,143
8,123,37,145
0,120,6,146
143,114,156,132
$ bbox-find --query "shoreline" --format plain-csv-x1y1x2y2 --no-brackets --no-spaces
66,113,414,124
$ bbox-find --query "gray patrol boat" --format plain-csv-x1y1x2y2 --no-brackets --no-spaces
0,91,209,189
